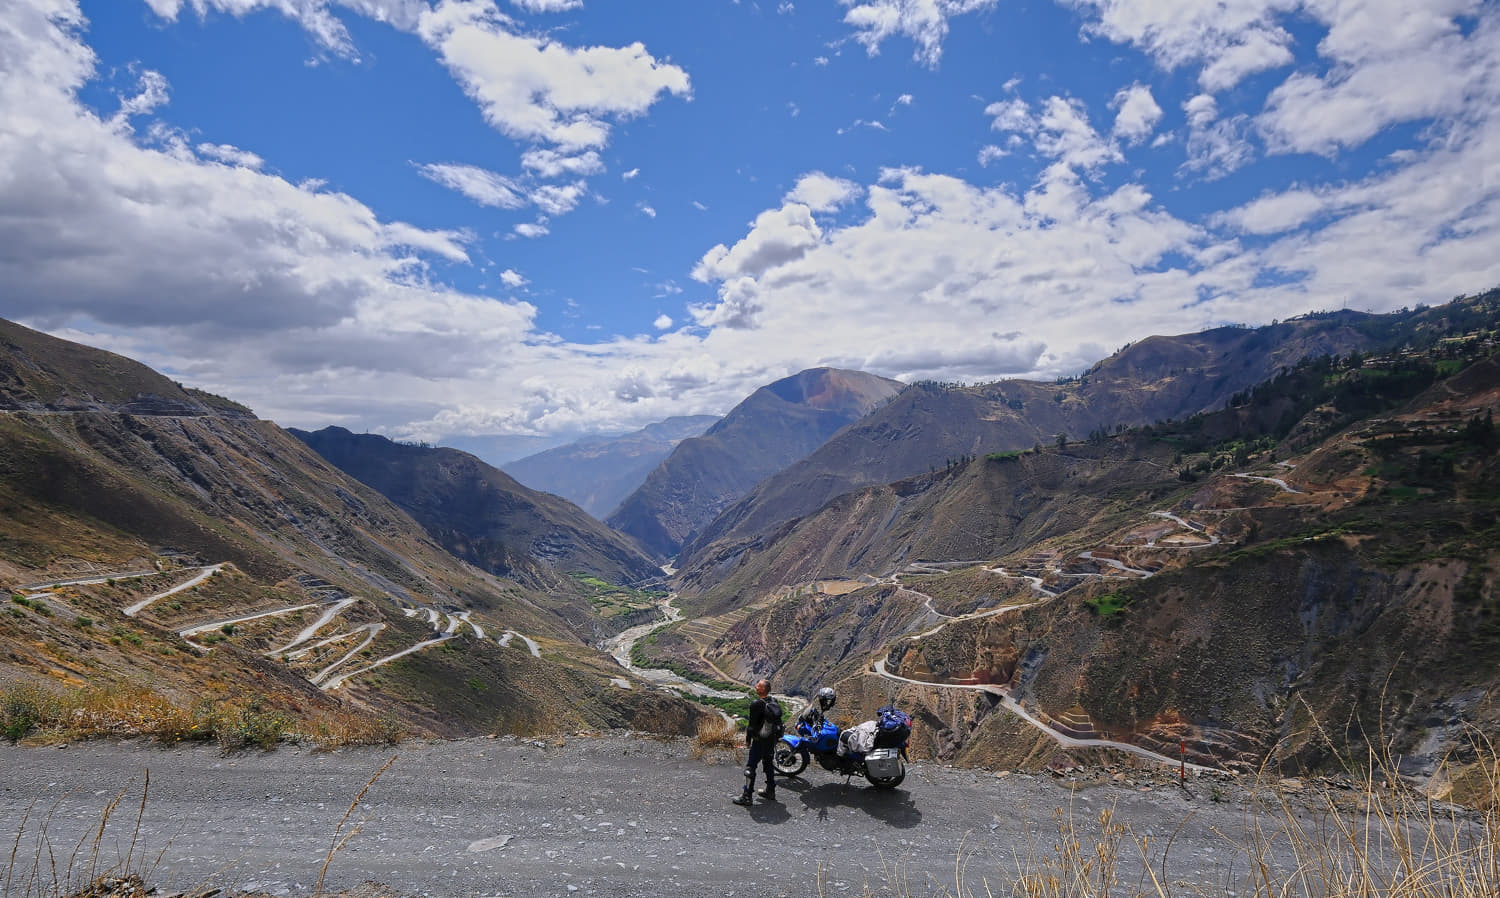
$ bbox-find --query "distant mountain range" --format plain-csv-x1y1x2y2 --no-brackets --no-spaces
502,416,719,519
675,312,1395,587
606,368,902,559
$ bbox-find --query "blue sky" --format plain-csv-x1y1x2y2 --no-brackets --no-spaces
3,0,1498,456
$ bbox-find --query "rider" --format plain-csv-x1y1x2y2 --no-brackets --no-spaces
798,686,837,730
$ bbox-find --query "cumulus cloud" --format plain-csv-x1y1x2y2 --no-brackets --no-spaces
785,172,862,212
521,148,603,178
1109,83,1161,145
1064,0,1294,91
840,0,1000,67
653,314,673,329
988,95,1121,173
691,204,823,282
500,268,528,287
417,0,690,151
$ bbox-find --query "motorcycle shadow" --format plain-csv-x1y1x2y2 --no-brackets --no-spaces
779,779,922,828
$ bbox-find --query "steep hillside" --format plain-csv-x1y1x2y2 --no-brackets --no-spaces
291,426,661,589
606,368,901,559
0,319,709,738
502,415,718,519
676,302,1488,585
648,299,1500,797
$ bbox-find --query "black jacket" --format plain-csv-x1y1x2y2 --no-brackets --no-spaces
745,696,781,744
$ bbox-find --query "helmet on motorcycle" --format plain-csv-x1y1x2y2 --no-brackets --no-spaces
817,686,837,711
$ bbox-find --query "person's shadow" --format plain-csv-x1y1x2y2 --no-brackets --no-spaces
777,777,922,827
738,797,793,823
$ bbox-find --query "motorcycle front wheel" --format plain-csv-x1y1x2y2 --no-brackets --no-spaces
772,743,809,776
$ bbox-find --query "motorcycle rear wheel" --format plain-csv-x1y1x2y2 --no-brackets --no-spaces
772,743,809,776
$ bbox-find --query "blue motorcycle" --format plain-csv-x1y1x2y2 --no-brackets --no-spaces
771,717,908,789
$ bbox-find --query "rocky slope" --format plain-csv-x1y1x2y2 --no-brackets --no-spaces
606,368,901,559
502,415,718,519
0,318,709,738
653,291,1500,799
675,310,1411,580
291,426,662,588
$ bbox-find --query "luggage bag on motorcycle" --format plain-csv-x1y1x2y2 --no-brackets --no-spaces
873,706,911,748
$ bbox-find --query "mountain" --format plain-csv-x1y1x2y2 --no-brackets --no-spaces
502,415,719,519
674,309,1432,587
605,368,902,559
291,426,662,589
0,318,708,739
647,290,1500,800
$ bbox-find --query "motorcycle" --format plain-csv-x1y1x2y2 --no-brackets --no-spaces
771,716,907,789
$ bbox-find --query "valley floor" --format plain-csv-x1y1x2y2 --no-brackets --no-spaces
0,734,1454,898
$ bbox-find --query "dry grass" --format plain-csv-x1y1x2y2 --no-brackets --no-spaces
0,682,403,751
689,716,742,762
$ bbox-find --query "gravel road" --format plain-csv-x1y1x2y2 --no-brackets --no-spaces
0,734,1348,898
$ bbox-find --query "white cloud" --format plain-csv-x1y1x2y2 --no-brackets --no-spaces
530,181,587,215
514,221,550,238
509,0,582,12
196,142,265,169
1109,83,1162,145
417,0,691,151
977,145,1007,165
638,202,657,218
622,167,640,180
1034,97,1121,171
692,204,823,282
110,69,170,129
785,172,862,212
1257,4,1493,156
653,314,673,329
521,147,603,178
840,0,1000,67
417,162,526,208
1181,94,1254,178
1213,189,1327,235
500,268,528,287
1064,0,1296,91
984,97,1032,133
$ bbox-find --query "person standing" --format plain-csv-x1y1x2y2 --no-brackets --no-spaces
732,678,782,806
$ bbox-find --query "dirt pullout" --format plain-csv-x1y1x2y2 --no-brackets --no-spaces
0,733,1444,898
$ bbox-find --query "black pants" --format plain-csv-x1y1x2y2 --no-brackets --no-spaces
743,738,775,790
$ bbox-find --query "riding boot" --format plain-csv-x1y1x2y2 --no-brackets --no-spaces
732,770,755,805
756,785,776,801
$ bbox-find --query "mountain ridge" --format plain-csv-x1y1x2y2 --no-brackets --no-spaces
605,367,902,559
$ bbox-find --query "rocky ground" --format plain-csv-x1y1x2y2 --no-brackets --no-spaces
0,733,1472,898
